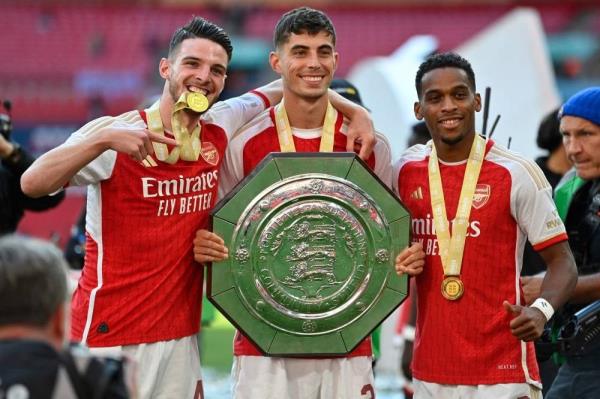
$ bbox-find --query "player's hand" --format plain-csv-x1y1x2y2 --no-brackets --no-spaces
503,300,546,341
346,107,376,160
395,243,425,276
193,229,228,264
102,128,178,162
520,275,544,306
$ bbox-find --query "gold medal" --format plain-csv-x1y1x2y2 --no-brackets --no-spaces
145,93,203,164
441,276,464,300
186,92,209,113
429,134,486,300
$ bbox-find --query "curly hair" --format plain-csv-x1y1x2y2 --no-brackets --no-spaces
415,52,476,98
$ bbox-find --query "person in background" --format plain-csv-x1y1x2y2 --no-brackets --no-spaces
540,87,600,399
0,100,64,236
406,121,431,148
0,235,131,398
534,108,572,188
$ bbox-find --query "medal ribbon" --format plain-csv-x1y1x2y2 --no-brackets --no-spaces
146,92,202,164
274,99,337,152
428,134,486,276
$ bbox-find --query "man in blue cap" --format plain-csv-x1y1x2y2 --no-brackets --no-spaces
545,87,600,398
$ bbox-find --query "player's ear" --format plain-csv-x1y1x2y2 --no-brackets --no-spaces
333,51,339,73
414,101,424,120
474,92,482,112
269,51,281,74
159,58,170,79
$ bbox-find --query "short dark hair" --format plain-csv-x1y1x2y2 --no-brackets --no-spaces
415,52,476,98
0,235,68,327
537,108,562,152
169,16,233,61
407,121,431,147
273,7,336,49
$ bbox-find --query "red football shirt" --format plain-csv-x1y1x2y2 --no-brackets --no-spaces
393,140,567,387
220,106,392,357
67,93,268,347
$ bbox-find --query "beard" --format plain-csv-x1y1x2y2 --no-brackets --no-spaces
440,134,465,146
168,83,182,104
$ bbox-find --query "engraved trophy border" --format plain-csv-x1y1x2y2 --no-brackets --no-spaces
208,152,411,356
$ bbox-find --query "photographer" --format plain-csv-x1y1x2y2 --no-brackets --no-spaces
542,87,600,398
0,100,64,236
0,235,132,399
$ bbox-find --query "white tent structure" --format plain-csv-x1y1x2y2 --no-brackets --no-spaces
348,7,561,161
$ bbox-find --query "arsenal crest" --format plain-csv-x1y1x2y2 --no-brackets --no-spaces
472,184,491,209
201,141,219,165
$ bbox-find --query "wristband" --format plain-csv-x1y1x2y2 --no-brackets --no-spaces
530,298,554,321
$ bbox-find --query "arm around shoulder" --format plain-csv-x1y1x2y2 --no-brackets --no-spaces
253,79,282,107
329,90,375,159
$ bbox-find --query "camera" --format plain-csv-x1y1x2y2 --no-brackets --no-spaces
61,343,131,399
535,300,600,359
1,100,12,140
558,300,600,357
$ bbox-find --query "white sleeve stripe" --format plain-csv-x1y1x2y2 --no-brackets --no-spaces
72,111,142,140
490,147,548,190
80,193,104,345
76,117,116,137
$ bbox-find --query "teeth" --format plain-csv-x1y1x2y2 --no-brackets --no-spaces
441,119,459,127
303,76,322,82
188,86,207,95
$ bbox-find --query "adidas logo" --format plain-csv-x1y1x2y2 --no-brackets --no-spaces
142,156,158,168
410,186,424,200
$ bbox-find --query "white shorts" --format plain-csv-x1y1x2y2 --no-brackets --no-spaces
232,355,375,399
90,334,203,399
413,379,543,399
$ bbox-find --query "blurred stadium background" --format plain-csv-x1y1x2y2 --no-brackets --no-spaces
6,0,600,245
3,0,599,396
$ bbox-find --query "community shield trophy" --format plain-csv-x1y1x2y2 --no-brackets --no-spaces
208,153,410,356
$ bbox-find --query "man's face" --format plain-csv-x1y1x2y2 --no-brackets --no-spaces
160,37,228,111
561,115,600,180
414,67,481,147
270,31,338,100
